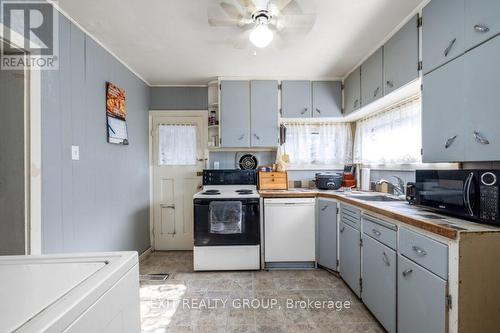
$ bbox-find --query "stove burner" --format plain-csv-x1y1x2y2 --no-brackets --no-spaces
236,189,253,195
202,190,220,195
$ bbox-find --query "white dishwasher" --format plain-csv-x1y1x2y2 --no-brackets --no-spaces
264,198,316,265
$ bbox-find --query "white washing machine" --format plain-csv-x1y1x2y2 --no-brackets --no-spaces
0,251,141,333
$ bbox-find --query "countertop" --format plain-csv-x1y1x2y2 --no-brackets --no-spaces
259,189,500,240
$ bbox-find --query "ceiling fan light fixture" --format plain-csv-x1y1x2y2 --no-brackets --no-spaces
249,22,274,48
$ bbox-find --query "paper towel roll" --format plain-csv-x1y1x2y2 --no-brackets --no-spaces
361,168,371,191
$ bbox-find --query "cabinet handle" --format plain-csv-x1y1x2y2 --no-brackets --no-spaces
412,245,427,257
238,134,245,140
386,80,394,88
444,38,457,57
253,134,260,140
321,205,328,211
373,87,380,97
445,135,457,149
382,252,390,266
301,108,309,115
160,204,175,209
372,229,381,237
474,24,490,33
316,108,321,114
340,226,345,233
353,99,359,108
402,269,413,277
473,131,490,145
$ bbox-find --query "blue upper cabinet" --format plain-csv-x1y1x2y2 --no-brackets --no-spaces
422,0,465,74
343,67,361,115
384,15,419,95
312,81,342,118
281,80,312,118
220,80,250,148
250,80,279,147
361,47,384,106
465,0,500,50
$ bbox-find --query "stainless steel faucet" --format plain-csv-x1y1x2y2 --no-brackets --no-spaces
377,176,405,196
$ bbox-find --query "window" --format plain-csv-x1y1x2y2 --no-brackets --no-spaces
354,97,421,165
283,122,353,168
158,124,197,165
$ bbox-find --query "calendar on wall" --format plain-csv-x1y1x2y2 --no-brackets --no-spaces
106,82,129,145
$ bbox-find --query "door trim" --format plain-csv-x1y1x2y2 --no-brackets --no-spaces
148,110,208,250
1,24,43,255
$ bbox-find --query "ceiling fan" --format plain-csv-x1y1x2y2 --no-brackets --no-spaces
208,0,316,49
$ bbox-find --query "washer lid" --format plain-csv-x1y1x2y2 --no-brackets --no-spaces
0,259,106,332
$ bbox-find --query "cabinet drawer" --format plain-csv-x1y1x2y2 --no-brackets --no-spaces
399,228,448,280
341,204,361,220
362,215,397,250
341,213,360,231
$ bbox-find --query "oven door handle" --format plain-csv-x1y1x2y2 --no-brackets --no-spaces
464,172,474,217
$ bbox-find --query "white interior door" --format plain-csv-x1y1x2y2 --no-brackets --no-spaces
152,113,207,250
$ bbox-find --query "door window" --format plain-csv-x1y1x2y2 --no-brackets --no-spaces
158,124,197,165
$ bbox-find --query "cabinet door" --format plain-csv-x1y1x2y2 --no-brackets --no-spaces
281,80,312,118
465,0,500,50
362,236,396,333
312,81,342,117
220,81,250,147
361,47,384,106
343,67,361,115
422,56,465,163
318,199,338,271
384,15,419,94
398,255,447,333
422,0,465,74
464,35,500,161
339,221,361,297
250,80,279,147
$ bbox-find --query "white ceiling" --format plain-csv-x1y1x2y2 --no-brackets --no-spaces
56,0,424,86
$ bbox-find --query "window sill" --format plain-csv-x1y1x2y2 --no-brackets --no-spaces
358,162,459,171
285,164,345,171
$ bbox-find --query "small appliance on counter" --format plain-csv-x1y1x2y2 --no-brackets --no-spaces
315,172,343,190
411,169,500,225
406,182,416,204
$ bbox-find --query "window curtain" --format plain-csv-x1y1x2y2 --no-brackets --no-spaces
354,97,422,165
158,124,197,165
283,123,353,166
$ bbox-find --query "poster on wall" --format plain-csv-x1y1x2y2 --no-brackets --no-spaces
106,82,129,145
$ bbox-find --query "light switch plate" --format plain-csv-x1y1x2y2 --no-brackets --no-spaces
71,145,79,160
213,161,220,169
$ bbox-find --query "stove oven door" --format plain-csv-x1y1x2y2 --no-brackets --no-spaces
194,198,260,246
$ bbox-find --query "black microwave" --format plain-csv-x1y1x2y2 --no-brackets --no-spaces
412,170,499,225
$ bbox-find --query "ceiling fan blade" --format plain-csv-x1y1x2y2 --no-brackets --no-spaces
208,17,241,27
220,1,244,19
238,0,256,11
273,0,292,10
277,14,316,31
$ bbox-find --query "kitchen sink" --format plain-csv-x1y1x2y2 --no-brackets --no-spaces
351,195,402,202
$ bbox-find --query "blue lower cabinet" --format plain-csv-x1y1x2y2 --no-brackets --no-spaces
339,221,361,297
398,254,447,333
362,235,396,333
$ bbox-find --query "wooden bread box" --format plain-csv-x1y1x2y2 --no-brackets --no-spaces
258,171,288,190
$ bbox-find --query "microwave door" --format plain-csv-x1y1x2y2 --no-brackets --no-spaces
418,174,469,215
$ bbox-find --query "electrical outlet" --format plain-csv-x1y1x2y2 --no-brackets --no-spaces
213,161,220,169
71,145,79,160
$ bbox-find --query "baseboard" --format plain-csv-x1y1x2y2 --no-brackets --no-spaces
139,247,153,262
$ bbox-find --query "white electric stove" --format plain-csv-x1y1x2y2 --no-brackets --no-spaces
193,170,261,271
